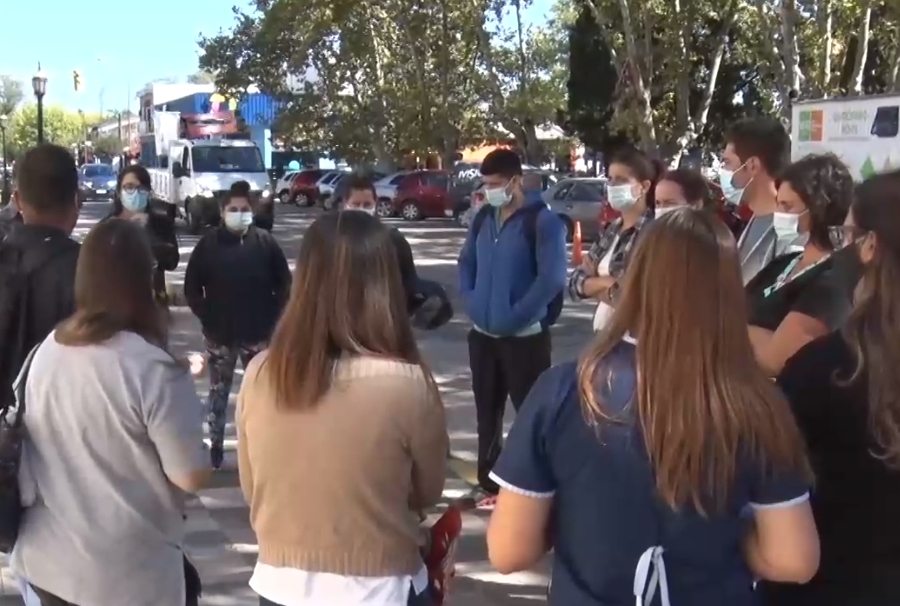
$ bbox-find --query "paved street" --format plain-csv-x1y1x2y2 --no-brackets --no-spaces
0,200,597,605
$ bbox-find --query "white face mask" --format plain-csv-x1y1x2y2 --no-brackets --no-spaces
607,184,638,211
224,210,253,232
346,205,376,216
654,206,682,218
772,210,807,240
484,186,512,208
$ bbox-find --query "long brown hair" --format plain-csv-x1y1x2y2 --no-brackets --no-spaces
56,218,168,348
264,211,424,409
577,208,811,513
841,170,900,468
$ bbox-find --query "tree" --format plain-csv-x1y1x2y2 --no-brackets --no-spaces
470,0,571,164
199,0,500,168
0,76,24,118
91,134,125,157
8,105,83,155
186,70,216,84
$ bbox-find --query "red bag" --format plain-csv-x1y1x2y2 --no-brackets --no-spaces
423,505,463,605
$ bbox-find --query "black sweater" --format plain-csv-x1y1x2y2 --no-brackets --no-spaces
760,331,900,605
184,226,291,346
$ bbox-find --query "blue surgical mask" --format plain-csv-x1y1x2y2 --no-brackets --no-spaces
719,166,751,205
607,184,637,211
484,186,512,208
224,210,253,232
121,189,148,212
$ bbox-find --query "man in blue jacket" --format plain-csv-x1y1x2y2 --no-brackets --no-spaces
457,149,567,502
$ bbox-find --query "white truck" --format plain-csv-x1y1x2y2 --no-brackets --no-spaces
791,93,900,181
145,111,273,233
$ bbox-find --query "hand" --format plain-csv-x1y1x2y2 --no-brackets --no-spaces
130,213,148,227
185,352,206,377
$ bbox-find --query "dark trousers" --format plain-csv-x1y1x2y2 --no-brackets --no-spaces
468,328,552,493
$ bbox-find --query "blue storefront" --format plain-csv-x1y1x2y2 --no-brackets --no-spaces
154,92,281,168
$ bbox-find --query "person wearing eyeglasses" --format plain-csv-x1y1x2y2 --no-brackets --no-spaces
104,164,179,304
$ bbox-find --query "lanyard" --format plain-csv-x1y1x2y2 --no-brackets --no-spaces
763,254,827,298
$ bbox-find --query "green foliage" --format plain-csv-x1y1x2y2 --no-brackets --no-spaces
91,134,125,157
198,0,568,166
0,76,24,118
8,104,83,156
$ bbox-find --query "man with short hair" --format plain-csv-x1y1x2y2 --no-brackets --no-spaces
0,144,81,402
721,118,791,284
457,148,567,501
343,174,420,308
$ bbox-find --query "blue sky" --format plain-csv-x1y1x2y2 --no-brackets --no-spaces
0,0,550,116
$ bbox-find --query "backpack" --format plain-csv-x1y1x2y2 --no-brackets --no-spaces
471,204,564,327
0,239,69,412
0,342,38,552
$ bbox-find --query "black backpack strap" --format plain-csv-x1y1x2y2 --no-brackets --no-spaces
521,204,545,270
470,205,492,237
5,343,40,428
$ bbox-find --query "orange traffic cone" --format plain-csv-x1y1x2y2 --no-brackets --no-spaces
572,221,583,266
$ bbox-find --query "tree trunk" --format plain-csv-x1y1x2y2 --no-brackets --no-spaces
815,0,833,96
848,1,872,95
615,0,657,150
779,0,803,112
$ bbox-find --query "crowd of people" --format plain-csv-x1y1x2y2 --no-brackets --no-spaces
0,112,896,606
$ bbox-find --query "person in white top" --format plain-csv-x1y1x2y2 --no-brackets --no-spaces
567,148,662,331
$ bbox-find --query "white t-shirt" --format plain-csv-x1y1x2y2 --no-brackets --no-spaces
592,234,620,331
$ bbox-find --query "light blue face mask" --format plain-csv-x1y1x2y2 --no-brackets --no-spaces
718,165,751,205
121,189,149,212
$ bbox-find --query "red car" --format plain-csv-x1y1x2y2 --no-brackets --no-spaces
289,169,324,206
392,171,453,221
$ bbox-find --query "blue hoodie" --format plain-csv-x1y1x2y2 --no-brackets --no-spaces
457,190,567,336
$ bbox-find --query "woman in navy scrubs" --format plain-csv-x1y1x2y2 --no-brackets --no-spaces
486,208,821,606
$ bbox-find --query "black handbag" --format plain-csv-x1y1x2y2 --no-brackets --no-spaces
184,553,202,606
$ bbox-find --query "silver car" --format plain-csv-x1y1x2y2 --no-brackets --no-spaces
374,172,410,217
543,178,608,241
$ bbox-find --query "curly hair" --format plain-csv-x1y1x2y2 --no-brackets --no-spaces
776,153,853,250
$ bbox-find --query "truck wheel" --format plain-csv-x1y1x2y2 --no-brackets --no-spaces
185,200,202,235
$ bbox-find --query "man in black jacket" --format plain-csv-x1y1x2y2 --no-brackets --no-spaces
342,175,452,330
0,144,81,407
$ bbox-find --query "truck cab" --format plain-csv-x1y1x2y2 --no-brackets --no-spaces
167,139,272,233
144,110,274,233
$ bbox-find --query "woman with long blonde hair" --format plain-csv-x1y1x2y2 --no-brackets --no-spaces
487,208,819,606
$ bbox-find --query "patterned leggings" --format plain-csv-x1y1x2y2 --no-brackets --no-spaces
205,338,263,447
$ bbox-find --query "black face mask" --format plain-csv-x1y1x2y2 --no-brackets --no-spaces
831,243,865,294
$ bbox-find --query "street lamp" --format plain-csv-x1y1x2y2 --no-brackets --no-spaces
31,64,47,145
0,114,8,206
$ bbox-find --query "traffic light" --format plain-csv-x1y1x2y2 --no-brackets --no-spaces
73,70,82,92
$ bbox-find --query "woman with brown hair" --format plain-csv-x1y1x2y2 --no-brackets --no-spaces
760,169,900,606
10,218,210,606
237,211,448,606
487,208,819,606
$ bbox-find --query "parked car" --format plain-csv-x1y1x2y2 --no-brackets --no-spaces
543,177,608,241
78,163,118,203
289,169,325,206
274,171,300,204
392,170,453,221
328,171,389,210
316,170,348,204
374,172,411,217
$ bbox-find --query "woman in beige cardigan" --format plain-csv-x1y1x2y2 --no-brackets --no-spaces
237,211,449,606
